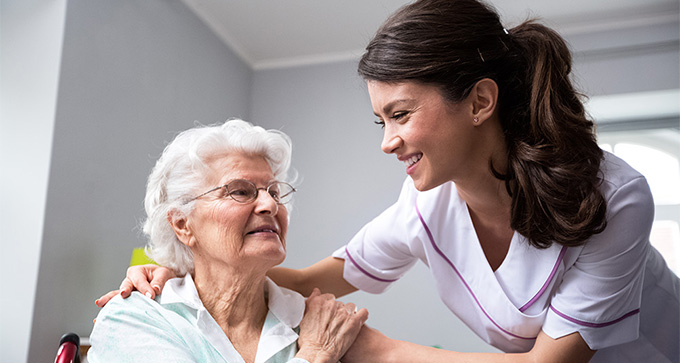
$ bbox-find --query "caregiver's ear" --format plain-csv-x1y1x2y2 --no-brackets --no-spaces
468,78,498,124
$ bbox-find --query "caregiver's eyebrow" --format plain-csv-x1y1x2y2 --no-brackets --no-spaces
373,99,413,117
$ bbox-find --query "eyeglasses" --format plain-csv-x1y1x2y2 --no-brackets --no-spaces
191,179,296,205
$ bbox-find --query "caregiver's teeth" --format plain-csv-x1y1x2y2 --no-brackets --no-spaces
405,154,422,167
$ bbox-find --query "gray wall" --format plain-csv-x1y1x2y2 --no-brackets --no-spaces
0,1,66,362
568,21,680,96
25,0,252,362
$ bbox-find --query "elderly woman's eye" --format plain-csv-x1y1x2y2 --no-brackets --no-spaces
230,188,251,197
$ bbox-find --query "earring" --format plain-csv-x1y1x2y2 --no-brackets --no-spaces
473,117,479,123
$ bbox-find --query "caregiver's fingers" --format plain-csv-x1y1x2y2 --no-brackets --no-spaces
148,265,175,295
94,289,120,307
125,265,158,299
95,264,176,307
124,264,176,300
94,275,134,307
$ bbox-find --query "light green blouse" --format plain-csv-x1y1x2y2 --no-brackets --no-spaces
89,275,310,363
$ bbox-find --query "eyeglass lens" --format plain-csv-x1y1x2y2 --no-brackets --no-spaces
226,180,295,204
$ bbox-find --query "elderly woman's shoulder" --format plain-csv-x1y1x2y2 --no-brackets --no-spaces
89,291,210,362
96,290,199,330
96,291,162,318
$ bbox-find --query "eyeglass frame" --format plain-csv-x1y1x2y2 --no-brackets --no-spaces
188,179,296,205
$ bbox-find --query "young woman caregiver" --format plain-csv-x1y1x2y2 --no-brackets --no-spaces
98,0,680,361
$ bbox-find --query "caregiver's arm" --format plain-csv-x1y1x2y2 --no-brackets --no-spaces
96,256,357,307
343,328,595,363
268,256,358,297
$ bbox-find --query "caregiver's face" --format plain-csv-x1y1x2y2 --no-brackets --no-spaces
368,81,477,191
187,152,288,269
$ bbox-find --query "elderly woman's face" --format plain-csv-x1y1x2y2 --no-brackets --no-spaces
184,152,289,270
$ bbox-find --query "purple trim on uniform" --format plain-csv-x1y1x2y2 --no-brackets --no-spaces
344,246,399,283
415,200,536,341
550,305,640,328
519,245,568,312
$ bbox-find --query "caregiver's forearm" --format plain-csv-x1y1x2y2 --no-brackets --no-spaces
268,256,357,297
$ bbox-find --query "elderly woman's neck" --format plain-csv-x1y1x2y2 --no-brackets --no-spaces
192,265,269,333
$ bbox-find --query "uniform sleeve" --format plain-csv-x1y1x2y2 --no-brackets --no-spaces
543,176,654,350
332,178,420,293
88,293,199,363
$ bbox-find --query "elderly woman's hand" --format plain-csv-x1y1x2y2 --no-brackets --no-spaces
296,288,369,363
95,264,176,307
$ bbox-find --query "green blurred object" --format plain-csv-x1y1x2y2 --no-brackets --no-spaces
129,247,158,266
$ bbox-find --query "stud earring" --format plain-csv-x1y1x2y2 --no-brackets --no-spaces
473,117,479,123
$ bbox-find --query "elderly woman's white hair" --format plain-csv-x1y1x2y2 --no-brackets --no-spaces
143,119,294,275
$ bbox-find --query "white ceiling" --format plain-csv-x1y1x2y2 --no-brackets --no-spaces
181,0,679,70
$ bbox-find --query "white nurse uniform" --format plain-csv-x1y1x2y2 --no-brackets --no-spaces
333,152,679,362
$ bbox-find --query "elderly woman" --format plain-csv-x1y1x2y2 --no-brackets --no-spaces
88,120,368,363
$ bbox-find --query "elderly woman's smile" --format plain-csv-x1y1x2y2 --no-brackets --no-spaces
245,224,279,236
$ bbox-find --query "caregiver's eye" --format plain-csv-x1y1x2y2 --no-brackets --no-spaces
374,119,385,129
391,111,408,120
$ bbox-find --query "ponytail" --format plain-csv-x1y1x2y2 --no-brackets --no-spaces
501,21,607,248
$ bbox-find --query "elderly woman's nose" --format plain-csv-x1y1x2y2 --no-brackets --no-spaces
253,191,279,214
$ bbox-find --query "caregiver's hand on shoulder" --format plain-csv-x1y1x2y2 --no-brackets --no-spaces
95,264,176,307
296,288,369,363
